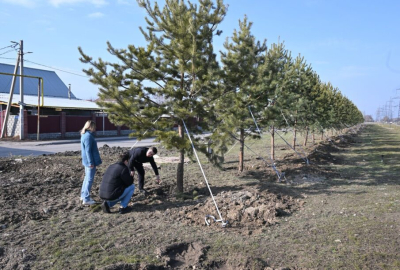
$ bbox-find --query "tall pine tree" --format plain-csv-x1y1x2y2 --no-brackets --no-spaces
79,0,226,193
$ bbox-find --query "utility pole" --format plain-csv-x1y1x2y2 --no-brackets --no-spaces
390,92,400,123
1,46,20,138
376,108,380,122
384,102,388,121
382,106,385,121
397,89,400,121
377,106,384,122
388,98,393,122
19,40,24,140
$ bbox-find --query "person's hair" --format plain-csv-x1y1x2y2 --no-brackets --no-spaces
150,146,157,155
80,120,96,135
119,152,130,163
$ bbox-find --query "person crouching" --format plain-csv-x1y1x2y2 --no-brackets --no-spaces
99,152,135,214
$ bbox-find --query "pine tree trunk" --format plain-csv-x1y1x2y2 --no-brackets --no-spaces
312,133,315,145
292,118,297,150
176,70,185,194
176,124,184,193
271,125,275,160
303,127,308,146
321,131,324,140
238,128,244,172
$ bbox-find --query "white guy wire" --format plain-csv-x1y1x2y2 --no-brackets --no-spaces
130,116,161,149
273,130,309,164
248,107,282,180
276,112,309,164
182,119,226,226
225,140,239,155
315,120,334,142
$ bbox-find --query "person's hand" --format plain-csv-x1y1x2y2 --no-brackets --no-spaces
130,171,135,177
89,165,94,169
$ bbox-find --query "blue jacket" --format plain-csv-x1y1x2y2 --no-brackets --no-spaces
81,131,102,167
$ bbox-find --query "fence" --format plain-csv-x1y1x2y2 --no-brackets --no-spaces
1,110,132,140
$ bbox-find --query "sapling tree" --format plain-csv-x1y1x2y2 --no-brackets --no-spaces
292,63,319,147
281,55,314,150
258,42,291,160
315,82,336,139
211,16,267,172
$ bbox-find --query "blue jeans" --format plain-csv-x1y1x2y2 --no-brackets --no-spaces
107,184,135,208
81,166,96,202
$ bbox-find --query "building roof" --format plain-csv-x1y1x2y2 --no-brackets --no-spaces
0,63,77,99
0,93,100,110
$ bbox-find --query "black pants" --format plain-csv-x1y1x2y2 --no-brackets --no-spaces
133,162,145,190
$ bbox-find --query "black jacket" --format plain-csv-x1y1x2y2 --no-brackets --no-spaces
128,147,159,175
99,162,133,200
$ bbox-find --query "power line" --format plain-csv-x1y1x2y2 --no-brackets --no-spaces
0,45,13,51
0,57,16,60
0,42,19,51
24,59,89,78
0,49,15,56
0,57,89,78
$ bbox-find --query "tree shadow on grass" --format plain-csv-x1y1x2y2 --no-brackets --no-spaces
232,124,400,199
131,124,400,218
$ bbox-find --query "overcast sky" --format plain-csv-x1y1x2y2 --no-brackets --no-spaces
1,0,400,118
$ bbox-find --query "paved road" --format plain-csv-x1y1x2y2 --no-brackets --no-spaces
0,137,157,157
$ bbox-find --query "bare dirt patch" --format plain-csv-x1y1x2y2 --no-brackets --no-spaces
0,140,308,269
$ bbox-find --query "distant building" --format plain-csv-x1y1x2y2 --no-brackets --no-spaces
0,63,129,139
0,62,76,98
0,63,99,112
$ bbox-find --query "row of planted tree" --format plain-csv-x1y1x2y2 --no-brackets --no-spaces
78,0,364,192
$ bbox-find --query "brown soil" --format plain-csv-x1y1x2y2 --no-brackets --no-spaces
0,128,372,269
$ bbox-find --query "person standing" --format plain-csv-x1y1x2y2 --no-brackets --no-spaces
99,152,135,214
80,120,102,205
128,146,161,195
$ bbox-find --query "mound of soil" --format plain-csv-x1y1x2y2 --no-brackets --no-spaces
167,188,303,232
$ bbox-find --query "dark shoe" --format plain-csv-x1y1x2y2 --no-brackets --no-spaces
139,189,147,196
119,206,131,214
101,201,111,213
